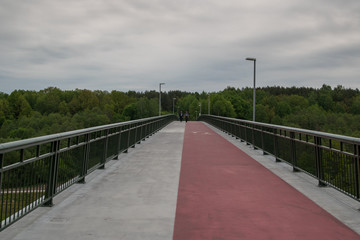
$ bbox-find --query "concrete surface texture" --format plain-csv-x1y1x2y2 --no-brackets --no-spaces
0,122,185,240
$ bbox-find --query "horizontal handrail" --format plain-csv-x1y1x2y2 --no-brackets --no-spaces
0,115,172,153
203,115,360,144
199,114,360,202
0,115,176,231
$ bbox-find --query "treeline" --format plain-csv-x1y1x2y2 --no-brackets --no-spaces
0,87,191,143
1,84,360,143
217,85,360,137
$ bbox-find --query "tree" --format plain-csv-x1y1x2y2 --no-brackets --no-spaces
122,103,137,120
350,96,360,115
35,88,61,114
8,92,32,118
211,94,236,117
78,89,100,110
275,101,291,118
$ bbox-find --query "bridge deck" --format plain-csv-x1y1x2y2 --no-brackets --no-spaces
1,121,359,239
173,122,360,239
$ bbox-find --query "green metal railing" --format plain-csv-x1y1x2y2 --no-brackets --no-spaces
199,115,360,202
0,115,176,231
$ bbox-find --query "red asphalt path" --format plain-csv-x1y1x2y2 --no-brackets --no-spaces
173,122,360,240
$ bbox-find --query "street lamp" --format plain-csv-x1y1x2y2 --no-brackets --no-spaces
246,57,256,121
173,98,176,114
199,103,202,116
159,83,165,116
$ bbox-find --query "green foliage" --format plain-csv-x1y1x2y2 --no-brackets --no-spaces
1,84,360,143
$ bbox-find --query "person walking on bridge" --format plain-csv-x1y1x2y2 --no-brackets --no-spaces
185,111,189,123
179,111,183,122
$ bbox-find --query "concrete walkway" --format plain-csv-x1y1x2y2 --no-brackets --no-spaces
1,121,359,239
1,122,185,240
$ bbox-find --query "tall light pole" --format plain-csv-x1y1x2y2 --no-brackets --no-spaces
173,98,176,114
159,83,165,116
246,57,256,121
199,103,202,116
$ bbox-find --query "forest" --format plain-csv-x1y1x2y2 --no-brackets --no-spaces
1,84,360,144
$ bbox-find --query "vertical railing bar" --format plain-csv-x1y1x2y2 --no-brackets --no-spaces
273,129,279,162
29,156,35,210
20,165,25,217
127,124,131,149
290,132,298,172
16,168,21,218
20,149,24,163
132,124,137,147
25,159,33,214
355,144,360,199
261,126,266,155
35,158,41,206
80,134,90,183
4,170,10,225
316,136,326,186
36,145,40,157
9,169,14,224
116,127,122,157
0,154,4,228
101,129,109,169
44,140,59,206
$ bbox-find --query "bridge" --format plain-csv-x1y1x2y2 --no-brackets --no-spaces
1,115,360,239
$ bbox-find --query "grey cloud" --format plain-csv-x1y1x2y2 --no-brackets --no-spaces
0,0,359,93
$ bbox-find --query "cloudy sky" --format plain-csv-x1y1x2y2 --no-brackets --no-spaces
1,0,359,93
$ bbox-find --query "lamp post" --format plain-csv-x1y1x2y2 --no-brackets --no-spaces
246,57,256,121
159,83,165,116
199,103,202,116
173,98,176,114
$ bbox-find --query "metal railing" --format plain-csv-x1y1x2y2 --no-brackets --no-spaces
0,115,176,231
199,115,360,202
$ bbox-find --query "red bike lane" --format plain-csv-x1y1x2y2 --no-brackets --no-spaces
173,122,360,240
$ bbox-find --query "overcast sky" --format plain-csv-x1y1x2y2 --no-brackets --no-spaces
1,0,359,93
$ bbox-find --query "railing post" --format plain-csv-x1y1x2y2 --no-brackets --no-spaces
127,124,131,149
139,122,144,142
116,126,122,158
244,123,249,145
274,129,281,162
0,153,3,195
133,123,138,146
100,129,109,169
261,126,267,155
290,132,298,172
0,153,3,229
252,123,257,149
44,140,60,206
235,122,239,139
315,136,326,186
79,133,90,183
355,144,360,199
